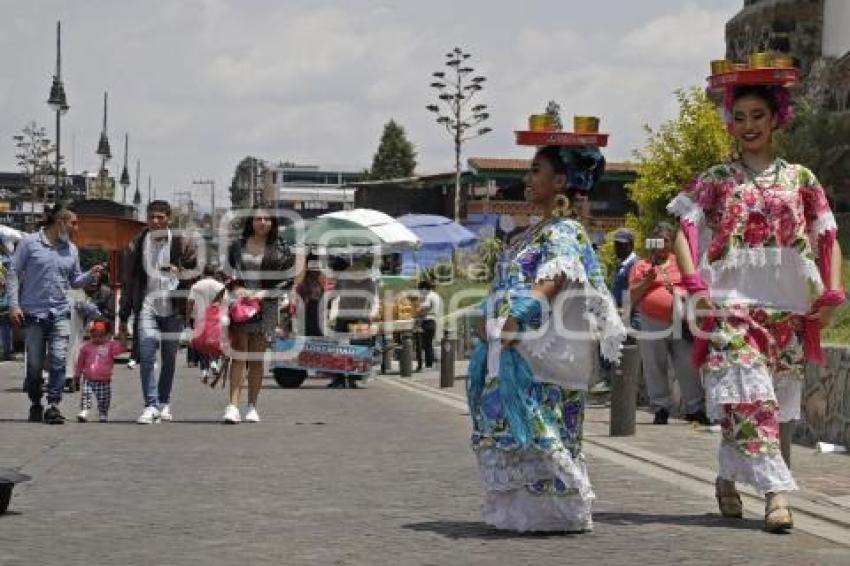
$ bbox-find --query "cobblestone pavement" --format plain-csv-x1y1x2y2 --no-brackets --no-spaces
411,364,850,502
1,359,849,566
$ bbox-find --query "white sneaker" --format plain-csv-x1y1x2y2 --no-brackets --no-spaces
77,409,89,423
127,359,138,370
201,369,209,380
210,359,220,374
244,405,260,423
159,404,173,422
223,404,241,424
137,406,161,424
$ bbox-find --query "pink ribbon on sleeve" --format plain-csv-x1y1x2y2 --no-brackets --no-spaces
803,229,846,365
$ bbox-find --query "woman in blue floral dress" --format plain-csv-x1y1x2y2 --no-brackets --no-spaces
466,145,626,533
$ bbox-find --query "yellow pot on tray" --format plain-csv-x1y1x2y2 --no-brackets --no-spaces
573,116,600,133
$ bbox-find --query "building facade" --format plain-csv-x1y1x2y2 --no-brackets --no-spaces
268,164,364,220
348,158,637,246
726,0,850,111
0,171,89,230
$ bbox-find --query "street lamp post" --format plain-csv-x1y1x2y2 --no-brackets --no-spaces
47,21,69,202
95,92,112,199
132,159,142,219
120,133,131,204
426,47,492,222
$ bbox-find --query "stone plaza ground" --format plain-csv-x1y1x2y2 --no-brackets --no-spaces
1,357,850,566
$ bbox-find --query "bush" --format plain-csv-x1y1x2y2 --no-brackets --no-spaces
626,87,732,253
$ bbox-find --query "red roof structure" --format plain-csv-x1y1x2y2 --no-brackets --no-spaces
468,157,636,174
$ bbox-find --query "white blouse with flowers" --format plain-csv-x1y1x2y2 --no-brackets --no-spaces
668,158,836,314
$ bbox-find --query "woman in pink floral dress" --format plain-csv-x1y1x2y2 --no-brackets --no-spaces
668,84,845,532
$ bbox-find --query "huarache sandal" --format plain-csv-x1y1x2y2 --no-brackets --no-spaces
715,477,743,518
764,492,793,532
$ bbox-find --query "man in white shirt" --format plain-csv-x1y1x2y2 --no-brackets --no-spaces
416,279,442,371
118,201,197,424
187,263,225,379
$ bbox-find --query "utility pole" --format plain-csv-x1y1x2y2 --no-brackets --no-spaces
250,158,256,208
173,190,193,228
192,178,215,228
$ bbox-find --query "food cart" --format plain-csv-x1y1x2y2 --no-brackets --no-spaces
272,209,420,388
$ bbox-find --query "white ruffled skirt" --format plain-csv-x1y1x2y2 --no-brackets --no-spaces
475,446,594,532
704,366,801,495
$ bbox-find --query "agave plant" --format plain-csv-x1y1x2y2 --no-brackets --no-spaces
473,237,505,282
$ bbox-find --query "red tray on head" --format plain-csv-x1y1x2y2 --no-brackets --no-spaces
514,130,608,147
707,67,799,90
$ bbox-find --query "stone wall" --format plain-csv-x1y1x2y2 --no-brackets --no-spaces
796,346,850,447
725,0,824,75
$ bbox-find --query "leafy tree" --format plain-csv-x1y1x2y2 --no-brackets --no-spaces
599,88,731,278
627,87,731,239
229,156,261,208
467,236,504,282
367,119,417,180
776,100,850,212
13,121,55,211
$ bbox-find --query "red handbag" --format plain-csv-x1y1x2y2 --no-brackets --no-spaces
229,298,262,324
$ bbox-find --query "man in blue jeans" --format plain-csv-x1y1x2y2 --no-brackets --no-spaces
118,201,197,424
7,204,102,424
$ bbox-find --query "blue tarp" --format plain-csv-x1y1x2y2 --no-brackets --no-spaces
398,214,479,271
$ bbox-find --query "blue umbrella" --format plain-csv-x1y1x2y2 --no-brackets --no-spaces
398,214,479,271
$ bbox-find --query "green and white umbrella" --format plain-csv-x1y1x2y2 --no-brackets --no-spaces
282,209,419,253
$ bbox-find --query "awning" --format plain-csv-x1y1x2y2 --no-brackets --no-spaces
398,214,479,248
397,214,480,270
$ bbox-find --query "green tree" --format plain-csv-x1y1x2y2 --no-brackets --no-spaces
776,100,850,212
229,156,261,208
13,121,55,215
368,119,417,180
599,88,731,278
467,236,504,282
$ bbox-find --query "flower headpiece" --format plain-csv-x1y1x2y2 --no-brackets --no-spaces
557,146,606,193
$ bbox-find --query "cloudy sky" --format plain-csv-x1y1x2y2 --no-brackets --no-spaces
0,0,740,210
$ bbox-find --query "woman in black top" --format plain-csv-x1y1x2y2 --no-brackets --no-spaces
223,206,293,424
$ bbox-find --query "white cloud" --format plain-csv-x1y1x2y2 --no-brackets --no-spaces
0,0,740,208
617,3,730,65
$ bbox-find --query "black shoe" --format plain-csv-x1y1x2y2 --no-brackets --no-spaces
327,377,346,389
28,404,44,423
43,406,65,425
653,408,669,425
685,410,711,426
